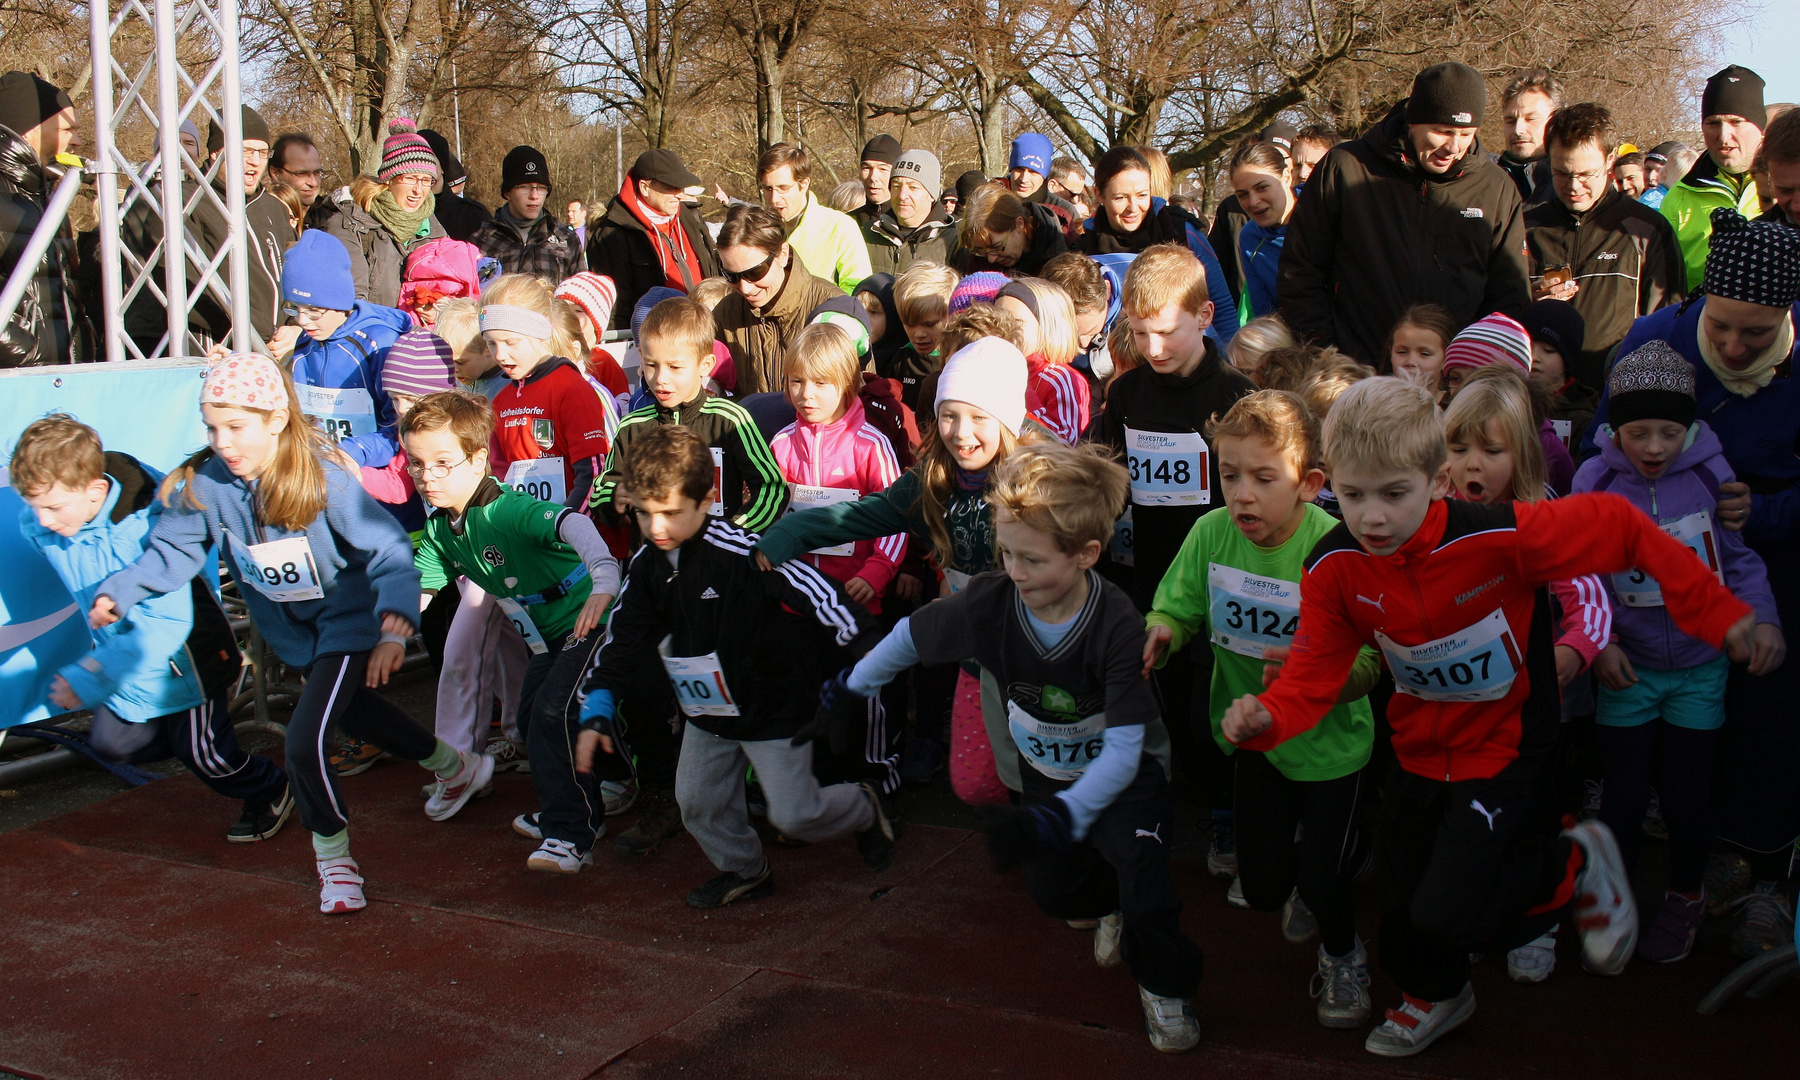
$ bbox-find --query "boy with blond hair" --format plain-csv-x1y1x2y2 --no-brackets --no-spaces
879,261,961,414
1222,376,1758,1058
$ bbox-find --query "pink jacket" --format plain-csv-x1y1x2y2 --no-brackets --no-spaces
770,396,906,611
360,450,416,505
1027,354,1090,444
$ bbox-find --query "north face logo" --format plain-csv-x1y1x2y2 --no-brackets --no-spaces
700,587,720,599
1451,112,1473,124
1461,207,1484,219
482,545,505,568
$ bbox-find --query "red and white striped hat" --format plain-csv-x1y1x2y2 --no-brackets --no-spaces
554,273,618,333
1442,312,1532,374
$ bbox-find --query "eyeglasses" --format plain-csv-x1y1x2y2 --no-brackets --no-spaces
389,174,435,188
972,235,1014,259
283,304,340,322
761,182,801,199
276,167,327,180
721,251,778,285
241,146,270,162
404,456,471,479
1553,168,1609,186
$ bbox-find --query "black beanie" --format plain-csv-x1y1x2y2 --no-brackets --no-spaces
0,71,72,139
418,128,467,184
860,134,902,165
1520,299,1587,358
1404,62,1487,127
501,145,551,193
1703,207,1800,309
206,105,272,153
955,169,989,206
1700,65,1766,129
1608,341,1696,431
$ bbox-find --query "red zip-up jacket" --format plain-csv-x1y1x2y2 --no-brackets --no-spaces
1239,495,1748,781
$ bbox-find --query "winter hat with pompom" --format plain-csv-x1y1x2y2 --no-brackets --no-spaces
378,118,440,181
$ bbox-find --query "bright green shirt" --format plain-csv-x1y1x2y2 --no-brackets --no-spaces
1660,162,1761,292
415,478,590,640
1147,503,1376,781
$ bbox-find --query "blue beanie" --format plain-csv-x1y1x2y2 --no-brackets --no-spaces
1009,133,1054,177
282,230,355,311
632,286,686,342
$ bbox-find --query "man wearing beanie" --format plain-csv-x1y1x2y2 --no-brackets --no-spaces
211,105,294,345
852,134,902,227
1280,60,1530,366
418,128,491,242
1662,65,1767,291
1006,132,1078,219
586,147,721,330
0,69,85,365
863,148,954,276
471,145,585,284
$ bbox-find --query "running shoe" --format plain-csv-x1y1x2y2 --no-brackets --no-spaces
1642,791,1668,841
1226,876,1249,909
1729,883,1795,959
855,781,899,871
1095,912,1124,969
1206,815,1237,880
485,736,531,774
1138,985,1199,1053
687,865,773,909
227,782,293,843
1563,818,1638,975
512,812,543,841
1282,889,1319,944
317,857,366,915
329,737,388,777
1364,984,1475,1057
1704,851,1752,916
1311,938,1372,1028
1580,779,1604,820
614,788,685,856
601,778,639,816
1506,927,1557,983
527,838,593,874
1638,890,1705,963
424,751,495,822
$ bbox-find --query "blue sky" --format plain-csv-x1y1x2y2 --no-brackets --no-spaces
1715,5,1799,104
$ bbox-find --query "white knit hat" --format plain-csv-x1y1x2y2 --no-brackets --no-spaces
935,336,1029,435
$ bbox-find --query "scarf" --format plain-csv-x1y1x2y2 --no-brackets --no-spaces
1085,198,1183,255
619,177,699,292
1697,311,1795,397
370,190,435,245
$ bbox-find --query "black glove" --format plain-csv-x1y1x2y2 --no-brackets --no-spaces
979,798,1076,872
790,668,868,755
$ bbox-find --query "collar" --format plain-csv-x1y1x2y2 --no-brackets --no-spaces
445,475,507,535
1386,498,1449,566
516,355,576,388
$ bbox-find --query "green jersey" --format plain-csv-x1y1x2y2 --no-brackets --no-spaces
416,477,591,641
1147,503,1376,781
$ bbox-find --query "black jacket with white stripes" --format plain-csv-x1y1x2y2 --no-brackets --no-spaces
581,519,879,740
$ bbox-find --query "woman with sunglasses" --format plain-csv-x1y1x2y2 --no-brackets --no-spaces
714,203,844,397
320,119,448,309
954,181,1069,277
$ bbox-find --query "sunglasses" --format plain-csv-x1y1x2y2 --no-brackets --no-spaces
721,251,778,285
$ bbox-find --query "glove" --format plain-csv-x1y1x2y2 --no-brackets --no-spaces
579,688,621,743
790,668,868,755
979,798,1075,872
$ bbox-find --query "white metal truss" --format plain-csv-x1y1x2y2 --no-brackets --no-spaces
88,0,255,361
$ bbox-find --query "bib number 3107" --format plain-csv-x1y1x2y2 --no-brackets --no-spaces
1376,608,1523,703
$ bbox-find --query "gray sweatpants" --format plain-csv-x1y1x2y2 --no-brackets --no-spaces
676,724,875,876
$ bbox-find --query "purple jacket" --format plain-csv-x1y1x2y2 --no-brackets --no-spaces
1573,421,1778,669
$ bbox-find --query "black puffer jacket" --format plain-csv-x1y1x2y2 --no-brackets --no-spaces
1,126,84,365
1277,104,1530,366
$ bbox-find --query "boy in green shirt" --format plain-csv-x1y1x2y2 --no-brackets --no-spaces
402,391,628,874
1143,389,1380,1031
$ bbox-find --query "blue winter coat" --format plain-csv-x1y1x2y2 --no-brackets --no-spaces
1237,219,1285,320
291,300,412,468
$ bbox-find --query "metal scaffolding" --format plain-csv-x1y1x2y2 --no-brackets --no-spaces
87,0,255,362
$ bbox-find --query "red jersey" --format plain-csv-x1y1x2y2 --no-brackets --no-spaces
491,358,614,508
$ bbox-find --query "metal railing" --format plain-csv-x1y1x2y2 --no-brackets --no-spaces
0,162,84,330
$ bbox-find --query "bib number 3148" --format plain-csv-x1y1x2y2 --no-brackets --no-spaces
1124,427,1209,507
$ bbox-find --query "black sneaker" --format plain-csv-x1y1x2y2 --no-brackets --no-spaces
687,865,774,909
227,782,294,843
614,788,685,856
854,781,900,872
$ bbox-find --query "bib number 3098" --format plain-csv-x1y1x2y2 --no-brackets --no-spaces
236,536,325,602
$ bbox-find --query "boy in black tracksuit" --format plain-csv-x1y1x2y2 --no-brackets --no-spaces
578,426,894,908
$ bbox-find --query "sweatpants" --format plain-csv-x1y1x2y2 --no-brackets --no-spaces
90,690,287,807
434,578,529,753
519,629,629,849
287,652,438,836
1376,751,1576,1002
1600,721,1716,893
1234,750,1363,957
1717,654,1800,857
676,724,874,877
812,622,901,793
1020,757,1204,999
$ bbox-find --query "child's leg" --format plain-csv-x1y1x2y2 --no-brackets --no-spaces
978,665,1022,794
86,705,173,764
1294,768,1365,958
1597,721,1655,882
486,594,531,747
524,632,611,850
1083,770,1204,999
674,724,762,875
740,737,875,843
433,577,501,753
949,665,1009,805
163,689,287,805
287,652,436,837
1233,750,1303,911
1659,723,1719,894
1375,765,1461,1000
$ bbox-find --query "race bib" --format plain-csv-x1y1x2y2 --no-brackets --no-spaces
708,447,725,517
1611,511,1724,608
1377,608,1523,703
294,383,378,442
493,595,549,656
503,456,567,505
1110,507,1134,567
235,536,324,602
658,636,739,717
1124,427,1209,507
1550,419,1572,447
787,485,859,556
1006,699,1107,781
1208,563,1301,659
942,568,972,595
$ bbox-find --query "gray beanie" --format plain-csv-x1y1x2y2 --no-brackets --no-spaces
891,150,941,201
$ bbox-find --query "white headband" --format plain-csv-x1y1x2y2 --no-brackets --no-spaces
480,304,554,340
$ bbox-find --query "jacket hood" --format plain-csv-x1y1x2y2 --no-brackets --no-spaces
1595,418,1724,482
326,299,413,343
1367,103,1489,182
869,207,954,246
103,452,159,524
852,273,905,355
0,124,42,193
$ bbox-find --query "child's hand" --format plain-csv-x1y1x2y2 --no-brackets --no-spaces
1724,611,1756,665
753,550,773,572
894,573,921,602
1221,694,1273,745
612,490,628,514
89,596,119,628
574,592,614,639
268,325,301,362
1592,643,1638,691
1717,482,1752,532
844,577,876,606
1260,644,1291,689
1554,644,1583,688
366,641,405,687
1749,622,1787,676
575,729,611,773
381,613,416,638
1142,625,1172,678
48,675,83,711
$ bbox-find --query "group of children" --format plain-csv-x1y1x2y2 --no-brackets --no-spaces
9,197,1785,1057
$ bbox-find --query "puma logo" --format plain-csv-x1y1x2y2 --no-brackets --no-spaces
1471,800,1502,831
1134,824,1164,843
1356,594,1386,613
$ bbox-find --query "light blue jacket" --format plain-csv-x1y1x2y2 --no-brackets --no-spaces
21,455,205,721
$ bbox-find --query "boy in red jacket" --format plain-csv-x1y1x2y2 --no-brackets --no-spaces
1222,377,1755,1059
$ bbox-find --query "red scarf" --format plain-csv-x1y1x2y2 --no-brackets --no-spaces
619,177,700,292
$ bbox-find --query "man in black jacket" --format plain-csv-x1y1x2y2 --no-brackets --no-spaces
585,149,721,331
1493,68,1561,206
419,128,491,242
1278,61,1531,367
0,70,85,366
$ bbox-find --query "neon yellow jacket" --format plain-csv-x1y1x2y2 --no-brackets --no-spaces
1660,153,1762,292
786,194,873,295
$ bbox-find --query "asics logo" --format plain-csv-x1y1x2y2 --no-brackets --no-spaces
1134,824,1164,843
1470,800,1502,830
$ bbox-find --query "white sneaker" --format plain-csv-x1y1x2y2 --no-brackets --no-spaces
1282,889,1319,943
317,857,366,915
1138,985,1199,1053
601,778,639,816
1065,917,1100,930
527,837,593,873
1310,938,1372,1028
512,812,543,841
1226,876,1249,909
424,752,496,822
1094,911,1124,968
486,736,531,773
1364,983,1475,1057
1563,819,1638,975
1506,927,1558,983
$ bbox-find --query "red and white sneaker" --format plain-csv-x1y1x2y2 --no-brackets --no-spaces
1563,818,1638,975
1364,984,1475,1057
317,857,366,915
425,751,496,822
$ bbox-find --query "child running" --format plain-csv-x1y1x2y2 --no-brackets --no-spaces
1142,390,1380,1029
1221,377,1758,1057
91,354,487,915
836,440,1203,1054
575,425,896,906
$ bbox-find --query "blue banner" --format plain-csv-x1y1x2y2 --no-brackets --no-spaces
0,359,210,728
